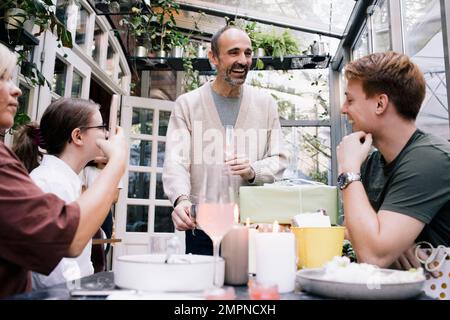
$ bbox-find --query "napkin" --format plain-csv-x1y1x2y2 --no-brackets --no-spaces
292,212,331,227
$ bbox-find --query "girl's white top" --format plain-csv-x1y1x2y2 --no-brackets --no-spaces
30,155,94,289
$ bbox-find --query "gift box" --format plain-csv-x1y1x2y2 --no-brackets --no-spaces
239,185,339,225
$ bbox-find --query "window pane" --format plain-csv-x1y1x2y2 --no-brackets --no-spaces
246,69,330,121
18,83,30,114
155,173,168,200
157,141,165,167
75,5,88,49
106,43,115,77
20,49,34,78
71,70,83,98
126,205,148,232
132,108,153,135
92,22,102,63
127,172,150,199
402,0,449,139
129,139,151,166
158,111,171,136
52,58,67,96
352,28,369,60
118,64,125,87
282,126,331,184
154,206,174,233
372,0,391,52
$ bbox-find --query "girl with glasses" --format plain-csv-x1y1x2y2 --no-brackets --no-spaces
13,98,112,289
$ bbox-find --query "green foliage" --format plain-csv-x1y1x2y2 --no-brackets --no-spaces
169,29,189,48
227,19,261,51
1,0,73,48
242,21,260,49
120,1,206,92
302,132,331,159
309,73,329,120
119,0,182,52
16,48,49,87
255,58,264,70
120,7,150,39
270,93,297,120
9,111,30,133
309,170,328,184
253,29,300,60
0,0,73,131
0,0,72,87
227,19,300,63
150,0,180,51
182,43,200,92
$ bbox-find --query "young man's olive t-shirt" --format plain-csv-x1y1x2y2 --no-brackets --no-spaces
361,130,450,246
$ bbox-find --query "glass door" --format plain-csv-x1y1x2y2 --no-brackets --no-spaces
113,96,178,261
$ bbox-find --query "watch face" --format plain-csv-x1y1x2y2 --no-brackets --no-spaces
337,172,361,190
337,173,345,187
337,173,347,189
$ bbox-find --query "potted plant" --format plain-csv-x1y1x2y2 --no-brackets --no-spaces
3,6,26,30
148,0,180,58
119,6,151,57
241,21,264,57
168,30,188,57
1,0,73,47
256,29,300,61
1,0,72,87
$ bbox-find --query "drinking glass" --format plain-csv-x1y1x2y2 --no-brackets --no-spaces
224,125,235,160
189,195,198,236
196,164,235,287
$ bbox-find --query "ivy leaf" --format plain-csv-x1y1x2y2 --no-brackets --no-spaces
12,112,31,131
255,58,264,70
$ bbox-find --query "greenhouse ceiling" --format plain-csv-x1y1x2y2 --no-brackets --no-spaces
88,0,360,60
177,0,357,38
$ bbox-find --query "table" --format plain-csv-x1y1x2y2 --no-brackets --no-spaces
8,271,432,300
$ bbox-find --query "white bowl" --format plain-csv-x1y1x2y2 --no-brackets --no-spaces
114,254,225,292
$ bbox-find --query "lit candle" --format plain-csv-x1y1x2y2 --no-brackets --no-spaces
220,205,249,285
254,221,296,293
247,218,257,275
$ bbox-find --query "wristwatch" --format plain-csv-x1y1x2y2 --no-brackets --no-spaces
337,172,362,190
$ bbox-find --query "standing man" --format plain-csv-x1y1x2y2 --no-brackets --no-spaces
337,51,450,269
163,25,289,255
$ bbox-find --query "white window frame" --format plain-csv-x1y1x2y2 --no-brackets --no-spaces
33,1,131,120
36,30,91,120
114,96,178,259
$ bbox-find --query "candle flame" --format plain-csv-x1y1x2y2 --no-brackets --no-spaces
234,204,239,224
272,220,279,233
246,217,250,227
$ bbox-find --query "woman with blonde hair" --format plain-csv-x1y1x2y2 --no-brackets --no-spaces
0,43,127,298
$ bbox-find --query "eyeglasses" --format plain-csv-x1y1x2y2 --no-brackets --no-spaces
80,124,108,134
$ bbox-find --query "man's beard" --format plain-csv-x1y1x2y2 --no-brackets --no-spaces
223,62,249,86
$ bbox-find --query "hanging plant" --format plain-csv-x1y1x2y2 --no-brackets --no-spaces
0,0,73,86
0,0,73,48
0,0,73,134
182,43,200,93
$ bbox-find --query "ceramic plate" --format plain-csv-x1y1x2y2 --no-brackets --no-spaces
296,268,425,300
